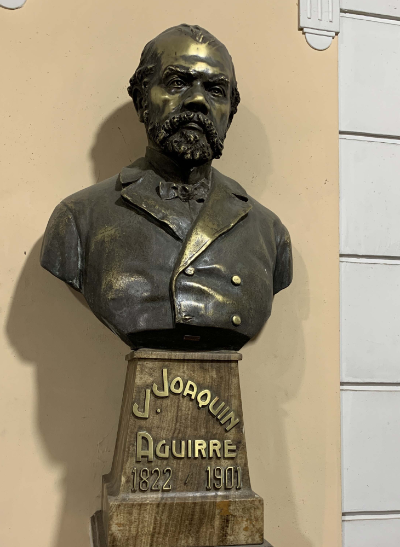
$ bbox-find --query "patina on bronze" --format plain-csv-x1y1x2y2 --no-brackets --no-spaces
41,24,292,351
40,25,293,547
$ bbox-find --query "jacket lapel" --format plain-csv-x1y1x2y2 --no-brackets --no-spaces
120,160,252,288
171,168,252,304
120,161,192,241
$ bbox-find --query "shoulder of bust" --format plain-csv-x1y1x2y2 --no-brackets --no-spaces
212,168,290,234
249,197,284,225
212,168,248,200
60,173,120,211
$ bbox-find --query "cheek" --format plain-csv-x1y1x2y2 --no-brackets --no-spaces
149,87,180,119
213,103,230,131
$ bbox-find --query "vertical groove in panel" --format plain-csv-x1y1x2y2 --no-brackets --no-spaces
318,0,322,20
307,0,312,19
328,0,333,21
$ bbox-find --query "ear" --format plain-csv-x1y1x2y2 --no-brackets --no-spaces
132,88,145,123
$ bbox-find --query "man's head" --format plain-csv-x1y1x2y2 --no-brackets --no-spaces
128,25,240,166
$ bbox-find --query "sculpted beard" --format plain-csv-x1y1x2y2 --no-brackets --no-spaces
145,111,225,164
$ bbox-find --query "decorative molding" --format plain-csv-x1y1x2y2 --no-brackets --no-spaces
341,11,400,26
0,0,27,8
340,132,400,145
343,511,400,521
340,256,400,265
341,384,400,392
299,0,340,50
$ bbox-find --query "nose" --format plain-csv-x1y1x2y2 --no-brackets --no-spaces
183,83,210,115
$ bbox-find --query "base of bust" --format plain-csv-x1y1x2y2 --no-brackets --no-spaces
90,511,273,547
93,349,267,547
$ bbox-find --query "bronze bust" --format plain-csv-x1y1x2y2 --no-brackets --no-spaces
41,24,292,351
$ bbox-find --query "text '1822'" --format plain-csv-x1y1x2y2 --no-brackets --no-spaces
131,467,172,492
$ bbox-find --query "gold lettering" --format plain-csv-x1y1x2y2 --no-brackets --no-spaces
209,440,222,458
217,406,230,420
214,467,223,489
220,411,240,432
236,466,242,489
225,467,234,489
183,380,197,400
170,376,183,394
172,440,185,458
136,432,154,462
153,368,169,397
209,397,225,416
194,440,207,458
188,439,192,458
132,388,150,419
224,440,237,458
197,389,211,408
155,440,170,459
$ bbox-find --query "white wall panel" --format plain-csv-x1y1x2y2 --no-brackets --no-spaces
339,16,400,135
343,518,400,547
340,137,400,256
342,390,400,511
340,0,400,539
341,1,400,18
341,261,400,382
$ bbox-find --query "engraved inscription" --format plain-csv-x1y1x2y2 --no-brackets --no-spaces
136,432,237,461
206,466,242,491
132,368,240,432
131,467,173,492
129,364,244,497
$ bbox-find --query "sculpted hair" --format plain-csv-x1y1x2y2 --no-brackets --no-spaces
127,24,241,125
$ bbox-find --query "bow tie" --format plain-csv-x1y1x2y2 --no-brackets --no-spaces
158,178,211,202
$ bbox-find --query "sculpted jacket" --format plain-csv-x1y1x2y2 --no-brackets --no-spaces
41,156,292,350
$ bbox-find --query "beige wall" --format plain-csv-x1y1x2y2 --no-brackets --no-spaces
0,1,340,546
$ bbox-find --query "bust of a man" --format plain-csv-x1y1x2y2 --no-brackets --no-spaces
41,24,292,351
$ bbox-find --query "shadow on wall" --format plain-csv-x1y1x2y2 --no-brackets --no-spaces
243,248,313,547
90,101,146,183
224,105,313,545
6,101,312,547
6,102,144,547
6,242,126,547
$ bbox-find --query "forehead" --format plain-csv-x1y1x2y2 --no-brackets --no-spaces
154,34,233,79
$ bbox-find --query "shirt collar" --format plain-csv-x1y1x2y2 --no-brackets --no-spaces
119,156,249,204
145,146,212,185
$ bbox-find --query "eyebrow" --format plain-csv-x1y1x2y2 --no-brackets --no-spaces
163,65,230,85
208,75,230,85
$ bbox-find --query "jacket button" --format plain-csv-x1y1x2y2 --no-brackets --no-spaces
184,266,195,276
231,275,241,286
232,315,241,326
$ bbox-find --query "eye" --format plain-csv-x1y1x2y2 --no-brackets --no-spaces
209,86,225,97
168,78,186,89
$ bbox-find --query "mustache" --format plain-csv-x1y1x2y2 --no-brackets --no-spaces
150,112,223,151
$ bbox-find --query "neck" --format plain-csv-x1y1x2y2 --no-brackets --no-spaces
145,145,212,184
